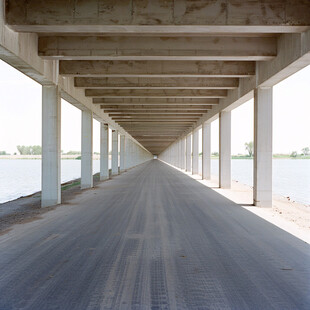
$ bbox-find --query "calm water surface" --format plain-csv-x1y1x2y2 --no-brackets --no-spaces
0,159,309,205
199,158,309,205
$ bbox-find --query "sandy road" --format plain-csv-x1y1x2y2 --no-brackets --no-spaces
0,160,309,309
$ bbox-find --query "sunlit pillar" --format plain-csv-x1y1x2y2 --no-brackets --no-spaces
120,135,125,172
192,129,199,174
41,85,61,207
254,87,273,207
81,109,93,189
219,111,231,188
180,137,185,169
100,123,109,180
186,134,192,172
202,122,211,180
111,130,118,175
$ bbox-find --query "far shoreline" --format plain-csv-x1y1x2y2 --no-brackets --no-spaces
0,155,309,160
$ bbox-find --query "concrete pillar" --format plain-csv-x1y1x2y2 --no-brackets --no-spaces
219,111,231,188
112,130,118,175
41,85,61,207
100,123,109,180
202,122,211,180
254,87,273,207
186,134,192,172
81,109,93,189
124,137,130,169
192,129,199,175
120,135,125,172
180,138,185,170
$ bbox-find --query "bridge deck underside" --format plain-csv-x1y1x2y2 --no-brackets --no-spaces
5,0,310,155
0,161,309,309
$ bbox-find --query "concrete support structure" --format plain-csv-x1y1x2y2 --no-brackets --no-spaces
202,122,211,180
112,130,119,175
124,137,130,170
41,85,61,207
2,1,310,208
180,138,185,170
186,134,192,172
81,109,93,189
254,87,273,207
219,111,231,189
100,123,109,180
192,129,199,175
120,135,125,172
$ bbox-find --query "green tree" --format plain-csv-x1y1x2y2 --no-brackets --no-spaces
290,151,298,158
301,147,309,155
245,141,254,157
16,145,41,155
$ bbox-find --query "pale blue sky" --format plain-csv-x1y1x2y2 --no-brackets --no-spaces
0,60,309,155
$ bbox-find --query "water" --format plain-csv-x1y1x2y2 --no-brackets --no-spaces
0,159,105,204
0,159,309,205
199,158,309,205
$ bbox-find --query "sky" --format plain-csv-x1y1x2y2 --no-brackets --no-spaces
0,60,309,155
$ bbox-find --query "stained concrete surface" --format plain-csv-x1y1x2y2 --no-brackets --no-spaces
0,160,309,309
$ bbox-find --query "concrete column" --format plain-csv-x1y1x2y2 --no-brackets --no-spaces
186,134,192,172
120,135,125,172
81,109,93,189
202,122,211,180
112,130,118,175
219,111,231,188
192,129,199,175
180,138,185,170
100,123,109,180
124,137,130,169
41,85,61,207
254,87,273,207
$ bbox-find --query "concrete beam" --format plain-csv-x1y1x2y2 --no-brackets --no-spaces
75,77,239,89
111,130,119,176
95,98,219,105
41,85,61,207
106,110,209,114
102,106,213,111
219,111,231,189
86,89,227,98
81,109,93,189
39,36,276,61
100,123,109,180
6,0,310,31
59,61,255,78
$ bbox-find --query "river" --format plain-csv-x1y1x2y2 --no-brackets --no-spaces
0,159,309,205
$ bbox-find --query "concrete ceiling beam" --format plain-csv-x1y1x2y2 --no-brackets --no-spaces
6,0,310,32
86,89,227,98
104,110,209,114
94,98,219,105
39,36,276,61
100,105,213,110
59,60,255,77
75,77,239,89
